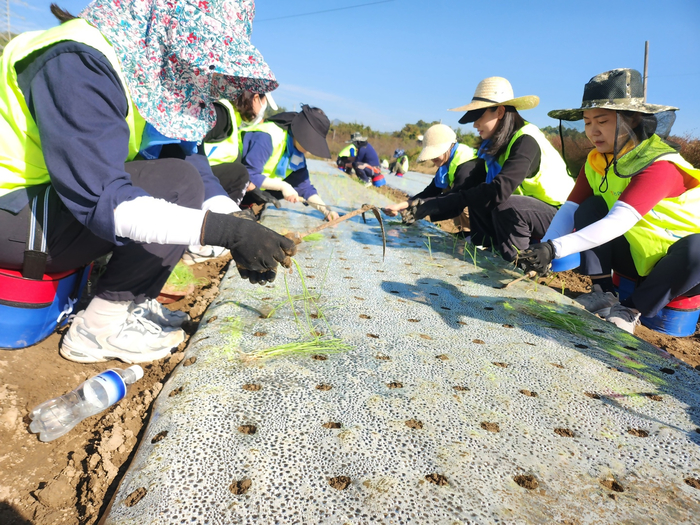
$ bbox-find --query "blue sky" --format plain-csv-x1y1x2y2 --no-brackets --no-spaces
12,0,700,135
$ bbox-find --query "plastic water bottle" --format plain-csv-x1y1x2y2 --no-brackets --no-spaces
29,365,144,442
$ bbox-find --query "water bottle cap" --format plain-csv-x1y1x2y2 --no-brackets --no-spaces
127,365,144,381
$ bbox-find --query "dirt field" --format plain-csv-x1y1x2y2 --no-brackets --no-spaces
1,180,698,525
0,257,229,525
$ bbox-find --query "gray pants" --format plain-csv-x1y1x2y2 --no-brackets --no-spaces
0,158,204,302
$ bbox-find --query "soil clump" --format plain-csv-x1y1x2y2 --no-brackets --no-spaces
328,476,351,490
481,422,500,433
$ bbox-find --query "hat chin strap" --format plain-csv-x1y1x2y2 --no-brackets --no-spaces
471,96,500,104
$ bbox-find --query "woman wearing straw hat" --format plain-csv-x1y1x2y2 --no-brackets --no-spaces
384,124,477,234
519,68,700,333
0,1,297,363
402,77,574,261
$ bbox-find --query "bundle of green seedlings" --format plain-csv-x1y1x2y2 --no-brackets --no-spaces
164,262,209,292
239,255,351,362
503,299,615,344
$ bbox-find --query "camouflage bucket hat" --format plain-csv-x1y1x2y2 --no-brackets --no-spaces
548,68,677,121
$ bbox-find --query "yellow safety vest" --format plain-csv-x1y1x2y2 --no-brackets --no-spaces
446,144,476,188
0,18,145,197
338,144,357,158
204,100,242,166
585,134,700,276
487,122,573,207
240,120,295,179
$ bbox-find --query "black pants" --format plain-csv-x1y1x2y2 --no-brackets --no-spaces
353,163,374,182
0,158,204,302
575,195,700,317
211,160,250,205
469,195,557,262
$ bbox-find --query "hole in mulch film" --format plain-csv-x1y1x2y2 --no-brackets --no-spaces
513,475,538,490
124,488,147,507
230,478,252,495
151,431,168,443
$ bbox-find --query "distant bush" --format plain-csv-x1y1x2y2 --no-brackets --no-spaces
544,129,591,178
670,134,700,169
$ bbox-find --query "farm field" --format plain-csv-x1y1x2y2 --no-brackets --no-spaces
1,162,699,524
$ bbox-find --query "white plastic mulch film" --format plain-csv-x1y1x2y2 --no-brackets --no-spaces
106,160,700,524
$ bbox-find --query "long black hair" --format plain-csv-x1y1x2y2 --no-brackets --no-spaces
50,3,77,23
482,106,526,157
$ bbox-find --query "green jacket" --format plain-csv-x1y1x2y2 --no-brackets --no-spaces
0,18,145,197
585,134,700,275
487,122,573,207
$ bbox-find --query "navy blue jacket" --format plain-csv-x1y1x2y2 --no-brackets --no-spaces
2,41,226,244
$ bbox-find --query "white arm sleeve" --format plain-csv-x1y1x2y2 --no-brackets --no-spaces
541,201,578,242
202,195,240,214
551,201,642,259
114,196,205,245
260,177,297,198
306,194,331,216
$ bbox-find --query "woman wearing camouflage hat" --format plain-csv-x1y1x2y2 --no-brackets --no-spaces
403,77,574,261
519,68,700,333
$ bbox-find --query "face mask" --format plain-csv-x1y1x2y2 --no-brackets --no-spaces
249,97,268,126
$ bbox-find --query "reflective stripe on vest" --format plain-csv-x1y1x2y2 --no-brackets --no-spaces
204,100,242,166
0,18,145,197
584,134,700,276
488,123,573,207
447,144,476,188
240,121,291,179
338,144,356,158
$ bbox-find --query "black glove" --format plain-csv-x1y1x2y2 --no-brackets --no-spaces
400,198,425,225
400,198,447,225
201,211,297,285
518,240,555,276
246,188,281,208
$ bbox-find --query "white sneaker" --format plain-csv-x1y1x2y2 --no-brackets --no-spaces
60,308,185,364
133,298,190,328
575,291,619,316
606,303,641,334
182,245,230,266
363,181,372,188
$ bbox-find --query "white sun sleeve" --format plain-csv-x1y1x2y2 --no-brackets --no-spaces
550,201,642,259
541,201,578,242
114,196,205,245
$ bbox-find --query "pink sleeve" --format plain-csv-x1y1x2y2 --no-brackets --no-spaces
567,165,594,204
619,161,688,216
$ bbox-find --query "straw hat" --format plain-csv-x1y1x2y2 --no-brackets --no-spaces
416,124,456,162
264,92,278,111
449,77,539,124
548,68,677,121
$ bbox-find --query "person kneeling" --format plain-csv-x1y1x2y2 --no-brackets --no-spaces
519,69,700,334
